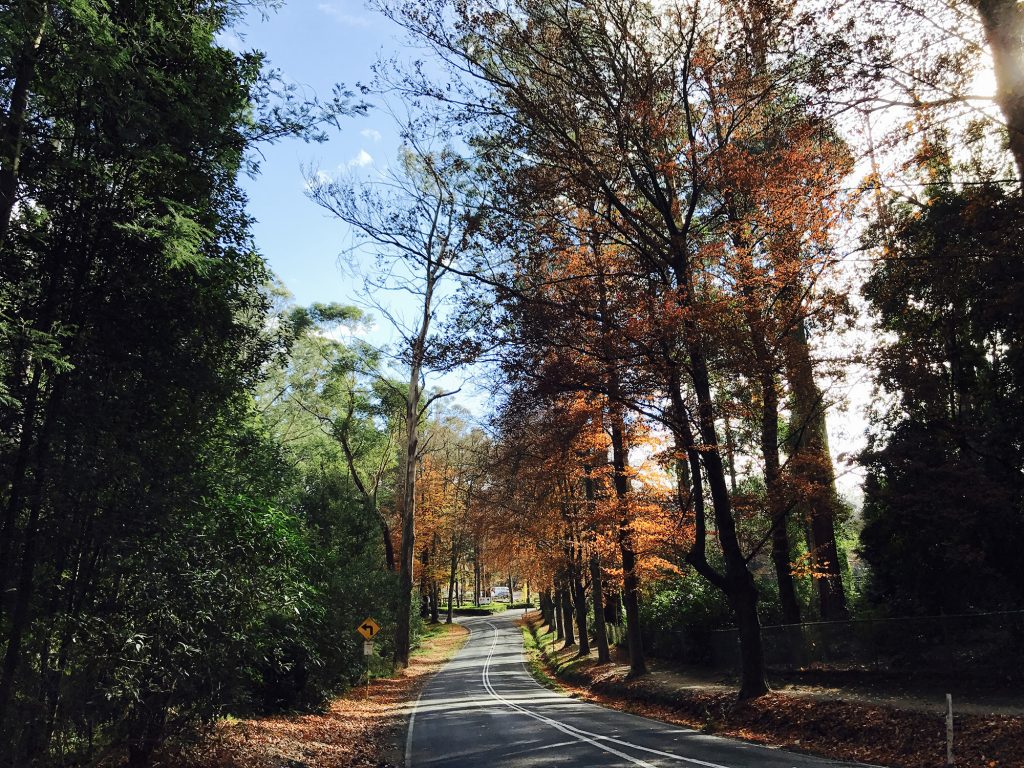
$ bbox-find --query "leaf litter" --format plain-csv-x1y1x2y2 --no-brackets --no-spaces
166,624,468,768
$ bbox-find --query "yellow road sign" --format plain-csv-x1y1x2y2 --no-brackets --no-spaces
357,617,380,640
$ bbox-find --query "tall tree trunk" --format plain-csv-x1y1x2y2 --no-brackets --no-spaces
394,242,443,664
583,466,610,663
419,577,430,619
0,375,61,729
972,0,1024,184
558,578,575,647
723,410,738,494
394,378,420,668
473,549,481,606
731,577,767,698
606,417,647,675
664,283,768,699
0,0,49,250
570,544,590,657
380,517,396,572
0,364,42,617
760,371,801,625
688,351,768,699
589,552,610,663
446,543,457,623
784,321,848,621
594,254,646,675
610,419,646,676
668,222,769,698
553,581,565,641
734,208,801,629
430,582,440,624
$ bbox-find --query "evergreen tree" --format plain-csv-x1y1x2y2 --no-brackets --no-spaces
861,183,1024,614
0,1,359,763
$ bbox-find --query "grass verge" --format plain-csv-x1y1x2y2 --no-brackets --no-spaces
169,623,469,768
451,602,509,616
520,620,565,692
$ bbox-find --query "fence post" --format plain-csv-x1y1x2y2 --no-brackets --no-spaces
871,618,879,671
946,693,954,766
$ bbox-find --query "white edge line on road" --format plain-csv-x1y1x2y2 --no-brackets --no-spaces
515,628,885,768
404,687,423,768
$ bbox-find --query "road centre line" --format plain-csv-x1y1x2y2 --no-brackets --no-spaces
479,620,735,768
477,621,660,768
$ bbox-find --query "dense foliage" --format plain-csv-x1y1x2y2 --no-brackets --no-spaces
0,1,382,765
861,184,1024,614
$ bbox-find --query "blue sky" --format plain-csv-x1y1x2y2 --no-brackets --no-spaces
223,1,491,414
226,1,403,308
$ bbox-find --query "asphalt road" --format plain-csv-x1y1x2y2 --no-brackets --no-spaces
405,610,878,768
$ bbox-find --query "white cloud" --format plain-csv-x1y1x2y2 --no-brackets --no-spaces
317,3,370,27
215,31,244,52
302,168,335,193
348,149,374,168
314,316,376,342
317,324,354,342
360,128,382,142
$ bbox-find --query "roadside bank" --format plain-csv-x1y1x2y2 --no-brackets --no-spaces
521,611,1023,768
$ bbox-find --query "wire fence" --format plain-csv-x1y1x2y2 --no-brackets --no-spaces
645,610,1024,678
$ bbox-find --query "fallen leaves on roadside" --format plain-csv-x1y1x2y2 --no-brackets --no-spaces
163,624,468,768
522,615,1024,768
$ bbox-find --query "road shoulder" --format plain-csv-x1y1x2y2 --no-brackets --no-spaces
171,622,469,768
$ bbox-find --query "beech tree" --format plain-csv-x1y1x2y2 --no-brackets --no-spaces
259,300,403,572
381,0,860,697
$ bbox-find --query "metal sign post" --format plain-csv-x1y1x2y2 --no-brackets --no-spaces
946,693,954,766
364,641,374,699
357,618,379,700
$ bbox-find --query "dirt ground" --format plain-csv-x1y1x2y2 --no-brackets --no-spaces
522,614,1024,768
166,623,468,768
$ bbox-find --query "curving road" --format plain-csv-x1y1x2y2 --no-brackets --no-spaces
405,609,878,768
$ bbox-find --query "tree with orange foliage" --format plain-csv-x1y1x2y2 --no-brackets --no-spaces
383,0,855,697
409,406,491,625
487,374,687,673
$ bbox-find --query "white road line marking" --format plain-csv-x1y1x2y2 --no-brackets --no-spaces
483,620,737,768
405,685,424,766
480,621,660,767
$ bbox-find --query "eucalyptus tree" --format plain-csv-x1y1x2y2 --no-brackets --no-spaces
308,132,482,667
263,301,403,571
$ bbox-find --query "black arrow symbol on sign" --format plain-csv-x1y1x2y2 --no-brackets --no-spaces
362,624,375,634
